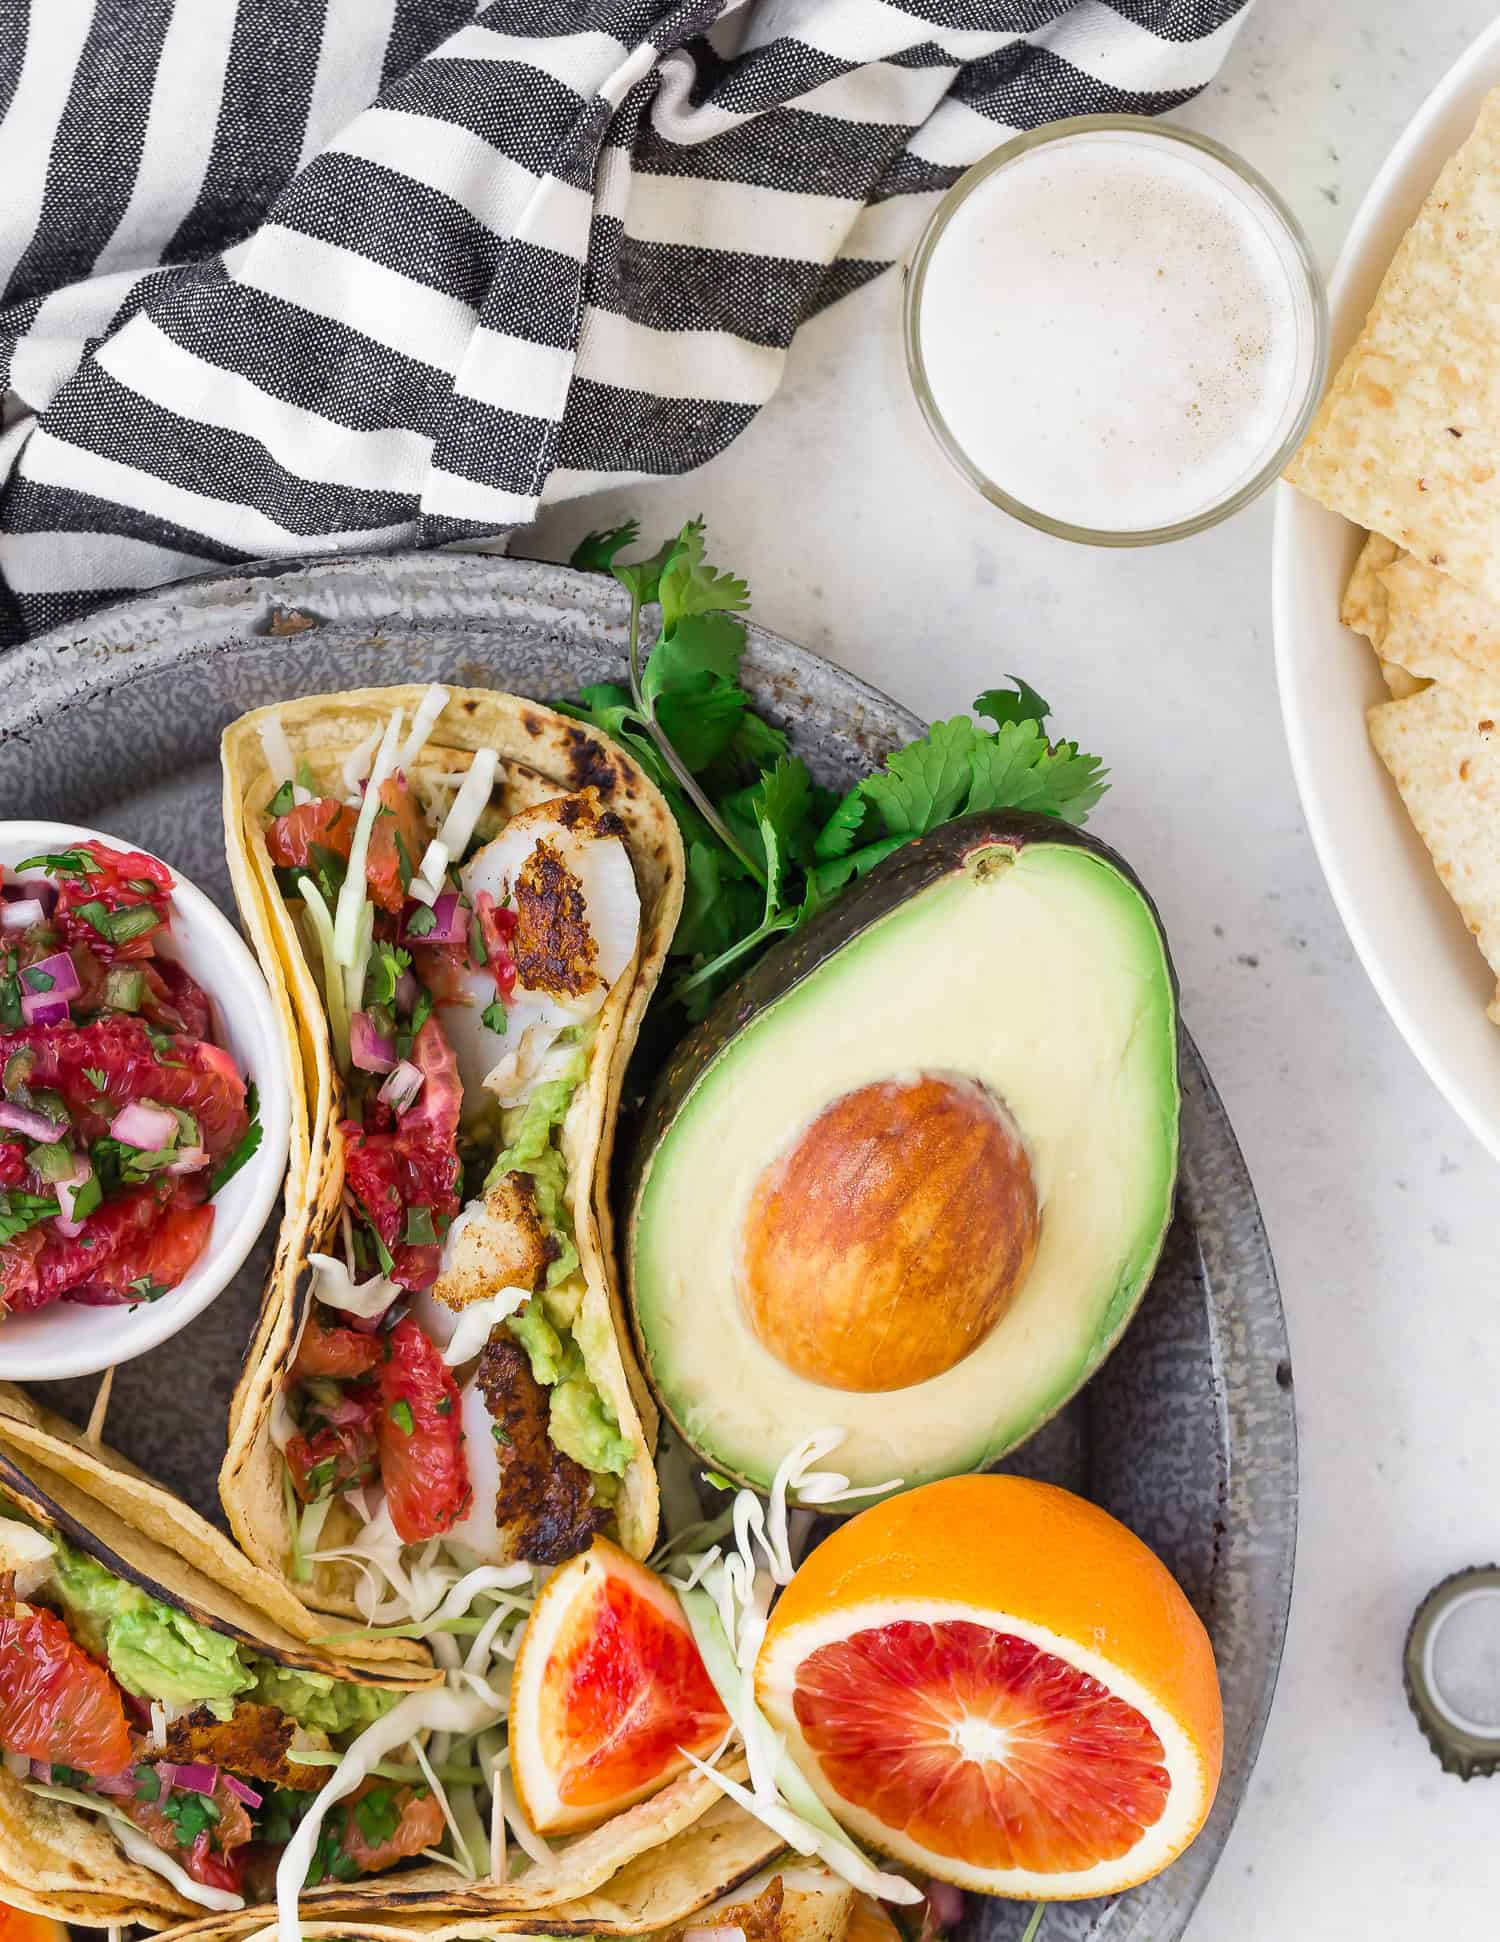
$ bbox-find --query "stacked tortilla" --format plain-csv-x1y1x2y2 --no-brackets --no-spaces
1286,88,1500,1021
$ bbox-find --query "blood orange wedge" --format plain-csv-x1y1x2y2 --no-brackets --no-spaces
510,1536,731,1835
0,1904,68,1942
0,1604,133,1777
756,1475,1222,1901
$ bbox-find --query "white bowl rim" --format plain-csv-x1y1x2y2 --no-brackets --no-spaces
0,819,290,1380
1272,14,1500,1167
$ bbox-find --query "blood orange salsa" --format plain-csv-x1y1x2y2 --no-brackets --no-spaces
0,843,259,1322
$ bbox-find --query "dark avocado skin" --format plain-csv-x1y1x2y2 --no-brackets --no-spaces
624,810,1184,1485
629,809,1182,1195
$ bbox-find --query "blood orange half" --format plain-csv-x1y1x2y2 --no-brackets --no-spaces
510,1536,730,1835
756,1475,1222,1901
0,1903,68,1942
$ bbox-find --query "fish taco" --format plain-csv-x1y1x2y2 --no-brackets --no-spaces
217,685,683,1620
0,1383,436,1930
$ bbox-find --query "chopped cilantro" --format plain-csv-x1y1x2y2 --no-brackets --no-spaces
161,1791,219,1844
467,911,486,967
434,1394,452,1417
405,903,436,939
126,1275,171,1303
267,779,296,817
0,1190,61,1245
134,1767,162,1803
491,1423,511,1445
209,1081,262,1197
21,965,54,993
480,1000,508,1035
15,849,102,881
367,1223,395,1276
389,1399,415,1436
354,1786,400,1846
366,943,411,1009
402,1205,436,1247
49,1764,88,1789
82,1066,108,1091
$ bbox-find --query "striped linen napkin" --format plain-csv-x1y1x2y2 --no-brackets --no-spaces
0,0,1251,645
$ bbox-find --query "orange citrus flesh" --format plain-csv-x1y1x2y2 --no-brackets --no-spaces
757,1475,1222,1898
0,1903,68,1942
846,1893,905,1942
791,1617,1170,1873
513,1537,729,1832
0,1604,133,1777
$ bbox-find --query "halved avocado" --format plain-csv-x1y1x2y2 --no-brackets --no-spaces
627,812,1180,1495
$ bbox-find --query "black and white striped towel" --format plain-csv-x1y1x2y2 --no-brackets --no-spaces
0,0,1252,645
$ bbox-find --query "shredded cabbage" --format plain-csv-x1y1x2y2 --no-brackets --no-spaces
664,1431,920,1907
307,1251,397,1320
333,704,403,968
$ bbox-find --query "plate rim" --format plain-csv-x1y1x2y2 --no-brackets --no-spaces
1271,15,1500,1166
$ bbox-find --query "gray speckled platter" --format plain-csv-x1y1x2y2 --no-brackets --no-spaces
0,553,1295,1942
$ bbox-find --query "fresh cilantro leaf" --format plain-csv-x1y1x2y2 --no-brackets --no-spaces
813,789,874,861
367,1222,396,1276
641,612,747,707
50,1764,88,1789
0,1190,61,1245
656,519,750,635
973,678,1051,731
406,904,437,939
354,1786,401,1846
570,520,641,573
481,1000,508,1034
209,1082,262,1197
751,757,812,912
126,1275,171,1303
134,1767,162,1803
365,943,411,1009
267,779,296,817
82,1066,108,1091
613,535,682,609
860,716,987,837
389,1398,415,1436
962,721,1110,825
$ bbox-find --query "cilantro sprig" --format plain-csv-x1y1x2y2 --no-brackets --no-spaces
563,519,1107,1016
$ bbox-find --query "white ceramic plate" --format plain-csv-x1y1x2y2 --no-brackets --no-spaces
1273,16,1500,1163
0,821,290,1380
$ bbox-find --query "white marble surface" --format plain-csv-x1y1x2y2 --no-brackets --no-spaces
530,3,1500,1932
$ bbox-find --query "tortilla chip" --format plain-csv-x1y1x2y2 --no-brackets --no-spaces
1285,90,1500,602
1367,682,1500,1020
1377,657,1427,699
218,689,682,1617
1378,550,1500,692
1341,532,1400,644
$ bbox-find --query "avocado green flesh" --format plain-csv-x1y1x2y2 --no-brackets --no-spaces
633,842,1179,1491
39,1534,388,1728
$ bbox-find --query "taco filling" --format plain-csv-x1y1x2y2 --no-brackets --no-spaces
0,1509,429,1911
257,691,641,1583
0,841,256,1319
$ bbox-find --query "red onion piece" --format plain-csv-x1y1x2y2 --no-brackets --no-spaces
402,891,464,946
91,1768,139,1797
349,1010,397,1074
0,1100,64,1142
166,1145,208,1175
4,879,55,914
23,950,80,1002
394,968,419,1013
221,1771,263,1809
109,1102,178,1150
171,1761,218,1796
19,992,70,1028
924,1883,965,1930
28,1760,52,1785
378,1059,423,1113
0,898,46,933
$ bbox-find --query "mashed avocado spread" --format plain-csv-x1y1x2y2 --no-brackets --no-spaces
486,1032,632,1482
46,1537,389,1727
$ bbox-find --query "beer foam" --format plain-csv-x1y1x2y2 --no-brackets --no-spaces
915,130,1314,533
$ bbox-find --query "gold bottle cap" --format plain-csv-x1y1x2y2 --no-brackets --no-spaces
1404,1566,1500,1779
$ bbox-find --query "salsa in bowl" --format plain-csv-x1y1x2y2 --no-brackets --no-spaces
0,822,289,1380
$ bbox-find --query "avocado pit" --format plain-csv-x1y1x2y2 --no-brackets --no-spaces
737,1071,1040,1393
